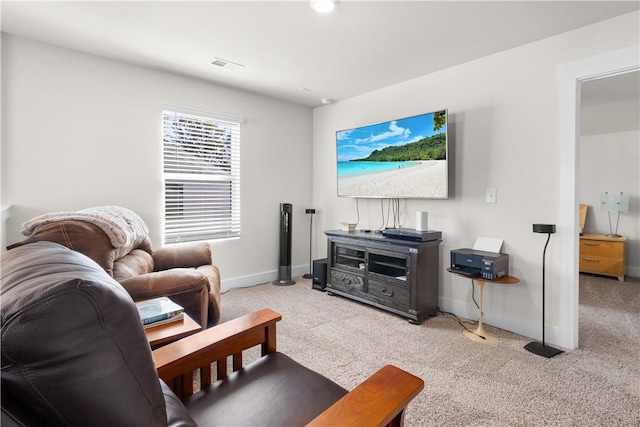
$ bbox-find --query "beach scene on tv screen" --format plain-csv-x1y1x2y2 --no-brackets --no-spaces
336,110,448,198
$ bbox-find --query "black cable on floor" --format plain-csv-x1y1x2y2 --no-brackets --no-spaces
438,310,477,329
438,310,488,340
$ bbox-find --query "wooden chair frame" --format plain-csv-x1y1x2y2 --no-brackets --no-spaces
152,309,424,427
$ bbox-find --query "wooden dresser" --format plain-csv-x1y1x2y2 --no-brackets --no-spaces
579,234,627,281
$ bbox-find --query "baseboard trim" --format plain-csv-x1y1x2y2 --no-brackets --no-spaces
438,296,563,347
221,264,308,293
221,272,564,346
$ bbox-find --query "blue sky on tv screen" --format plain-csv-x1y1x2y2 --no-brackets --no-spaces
336,112,446,162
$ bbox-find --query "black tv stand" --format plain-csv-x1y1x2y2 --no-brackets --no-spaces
325,230,441,324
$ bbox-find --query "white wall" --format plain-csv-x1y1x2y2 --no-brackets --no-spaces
580,130,640,276
1,35,314,290
312,12,639,346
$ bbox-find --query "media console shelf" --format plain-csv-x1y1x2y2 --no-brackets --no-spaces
325,230,441,324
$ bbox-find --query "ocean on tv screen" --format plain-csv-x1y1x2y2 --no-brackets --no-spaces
337,161,420,178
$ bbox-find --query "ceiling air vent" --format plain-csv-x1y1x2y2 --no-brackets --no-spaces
211,57,244,71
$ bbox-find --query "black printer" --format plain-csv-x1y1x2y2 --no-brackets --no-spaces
450,248,509,280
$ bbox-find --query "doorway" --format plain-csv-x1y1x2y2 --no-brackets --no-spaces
556,45,639,350
579,71,639,247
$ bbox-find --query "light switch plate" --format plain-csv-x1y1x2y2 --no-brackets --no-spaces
486,188,497,203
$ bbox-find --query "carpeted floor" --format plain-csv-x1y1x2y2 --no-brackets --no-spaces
218,274,639,426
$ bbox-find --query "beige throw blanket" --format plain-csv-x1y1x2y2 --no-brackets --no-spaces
21,206,149,249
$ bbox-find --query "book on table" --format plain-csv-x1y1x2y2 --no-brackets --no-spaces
135,297,184,329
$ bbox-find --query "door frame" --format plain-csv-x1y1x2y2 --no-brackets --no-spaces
556,44,639,349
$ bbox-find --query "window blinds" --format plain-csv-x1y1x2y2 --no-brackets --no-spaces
162,107,241,243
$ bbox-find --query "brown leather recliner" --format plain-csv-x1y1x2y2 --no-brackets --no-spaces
8,207,220,327
1,242,424,426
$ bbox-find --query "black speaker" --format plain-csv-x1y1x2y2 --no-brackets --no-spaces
533,224,556,234
525,223,563,358
312,258,328,291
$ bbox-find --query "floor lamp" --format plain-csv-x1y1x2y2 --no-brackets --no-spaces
302,209,315,279
524,224,563,358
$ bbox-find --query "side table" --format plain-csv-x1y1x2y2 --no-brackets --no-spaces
145,313,201,349
447,268,520,343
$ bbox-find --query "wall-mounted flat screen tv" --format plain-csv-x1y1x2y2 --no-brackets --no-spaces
336,109,448,199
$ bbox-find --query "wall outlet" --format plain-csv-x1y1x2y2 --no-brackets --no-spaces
485,188,497,203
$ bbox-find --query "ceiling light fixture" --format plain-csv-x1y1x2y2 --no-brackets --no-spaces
211,57,244,71
310,0,338,13
321,98,336,105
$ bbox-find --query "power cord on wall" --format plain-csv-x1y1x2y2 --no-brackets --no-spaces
392,198,400,228
470,279,482,314
353,198,403,232
378,199,388,230
377,198,401,230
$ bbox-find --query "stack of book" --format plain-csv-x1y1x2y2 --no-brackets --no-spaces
135,297,184,329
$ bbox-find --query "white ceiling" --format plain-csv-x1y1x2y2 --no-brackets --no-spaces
2,1,639,108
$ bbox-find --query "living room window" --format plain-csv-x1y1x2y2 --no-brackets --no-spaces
162,106,242,243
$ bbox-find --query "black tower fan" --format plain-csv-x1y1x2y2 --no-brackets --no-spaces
273,203,295,286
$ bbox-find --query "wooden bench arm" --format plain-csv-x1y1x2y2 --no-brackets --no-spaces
307,365,424,427
152,309,424,427
153,308,281,386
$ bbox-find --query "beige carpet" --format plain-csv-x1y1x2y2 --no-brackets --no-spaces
219,274,639,426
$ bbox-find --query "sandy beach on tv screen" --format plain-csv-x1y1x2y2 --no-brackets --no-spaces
338,160,447,198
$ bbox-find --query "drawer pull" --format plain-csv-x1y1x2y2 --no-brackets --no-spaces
583,242,600,246
583,257,600,262
382,288,393,297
